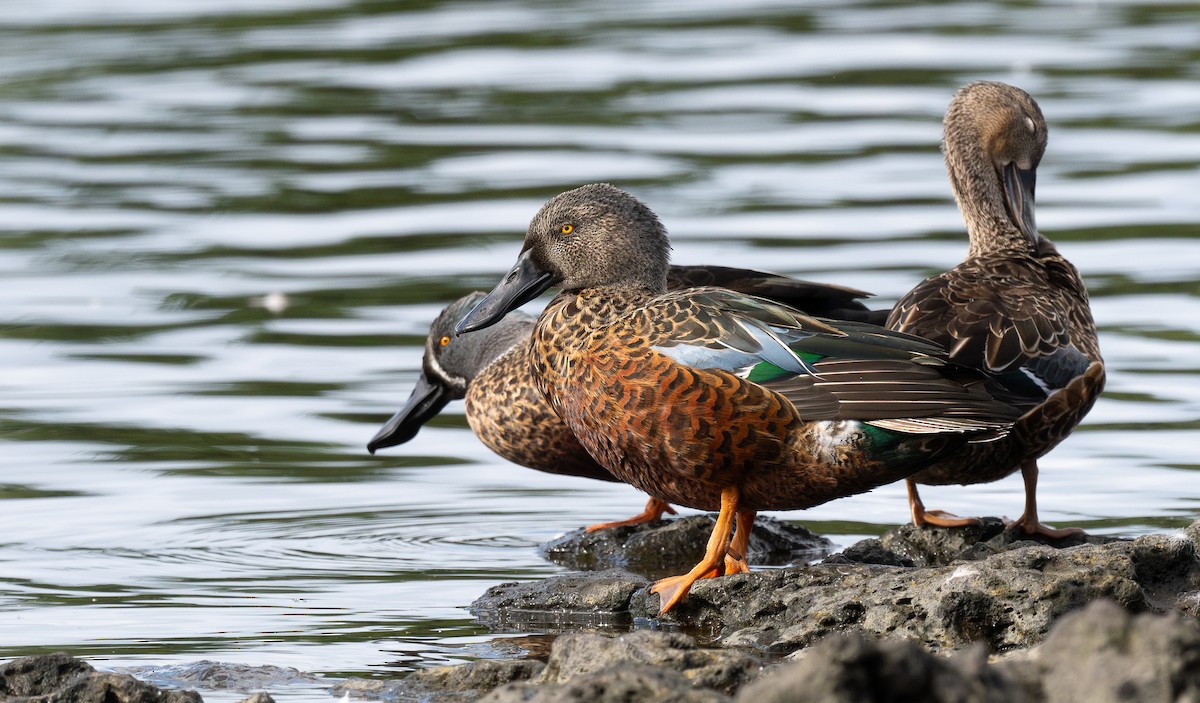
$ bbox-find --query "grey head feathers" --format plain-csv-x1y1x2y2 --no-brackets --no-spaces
524,183,671,293
424,292,534,395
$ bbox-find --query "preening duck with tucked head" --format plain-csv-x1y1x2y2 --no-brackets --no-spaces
888,81,1105,538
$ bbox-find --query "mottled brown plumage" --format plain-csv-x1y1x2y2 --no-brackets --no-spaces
368,269,888,529
457,183,1021,613
887,81,1105,537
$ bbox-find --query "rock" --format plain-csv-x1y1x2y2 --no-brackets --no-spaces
480,665,729,703
1128,532,1200,611
450,627,759,702
0,652,201,703
543,516,831,576
735,634,1024,703
643,539,1159,653
535,631,760,696
237,694,275,703
331,659,544,703
130,661,322,691
471,569,649,632
995,600,1200,703
823,538,914,567
830,519,1114,568
473,531,1200,655
0,652,94,698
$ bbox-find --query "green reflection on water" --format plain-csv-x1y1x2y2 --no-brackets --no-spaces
0,484,89,500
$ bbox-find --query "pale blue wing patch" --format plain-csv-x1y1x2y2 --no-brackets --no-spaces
652,314,821,378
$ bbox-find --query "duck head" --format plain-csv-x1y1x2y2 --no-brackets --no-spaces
368,293,532,453
456,183,670,335
943,81,1048,252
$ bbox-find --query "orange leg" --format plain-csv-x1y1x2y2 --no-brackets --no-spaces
585,497,676,533
907,479,982,528
680,508,757,581
723,510,756,575
1005,461,1083,538
651,485,738,615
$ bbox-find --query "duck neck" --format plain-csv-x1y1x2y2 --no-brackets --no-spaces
945,140,1036,260
566,285,658,329
464,315,535,381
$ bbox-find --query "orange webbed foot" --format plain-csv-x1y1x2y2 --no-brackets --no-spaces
651,553,747,613
1005,514,1084,539
1006,461,1083,539
585,498,676,532
917,509,984,528
651,572,706,614
650,486,740,615
907,480,982,528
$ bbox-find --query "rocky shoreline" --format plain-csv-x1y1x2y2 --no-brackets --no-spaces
4,517,1200,703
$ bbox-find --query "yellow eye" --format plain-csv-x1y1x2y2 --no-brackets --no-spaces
560,224,574,234
439,336,451,347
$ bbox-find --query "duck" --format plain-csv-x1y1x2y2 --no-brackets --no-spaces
888,81,1105,538
455,183,1022,613
367,267,887,532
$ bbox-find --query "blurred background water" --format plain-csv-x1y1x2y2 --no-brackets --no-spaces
1,0,1198,700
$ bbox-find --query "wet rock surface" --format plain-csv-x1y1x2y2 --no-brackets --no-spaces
8,520,1200,703
478,520,1199,655
481,664,728,703
470,569,650,632
332,659,544,703
827,517,1112,568
542,515,831,576
739,634,1020,703
656,534,1188,653
0,652,203,703
533,630,760,695
478,630,761,703
129,662,322,691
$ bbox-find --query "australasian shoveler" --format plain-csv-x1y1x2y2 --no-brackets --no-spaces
368,267,887,531
455,183,1022,613
888,81,1105,538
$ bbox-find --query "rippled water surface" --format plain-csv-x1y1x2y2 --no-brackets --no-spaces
2,0,1199,700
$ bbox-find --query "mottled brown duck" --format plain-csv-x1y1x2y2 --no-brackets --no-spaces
455,183,1021,613
367,267,887,532
888,81,1105,538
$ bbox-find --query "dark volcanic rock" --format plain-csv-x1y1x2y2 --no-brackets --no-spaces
643,536,1182,653
480,664,728,703
479,631,751,703
332,659,544,703
0,653,94,698
0,652,201,703
823,537,915,567
543,515,831,576
996,599,1200,703
474,530,1200,656
829,519,1116,568
131,661,322,691
736,634,1023,703
471,569,649,631
535,631,760,696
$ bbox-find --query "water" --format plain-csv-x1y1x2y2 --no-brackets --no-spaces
1,0,1198,699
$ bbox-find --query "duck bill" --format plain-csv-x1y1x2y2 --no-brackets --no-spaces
1001,161,1039,243
367,374,452,453
455,248,556,335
